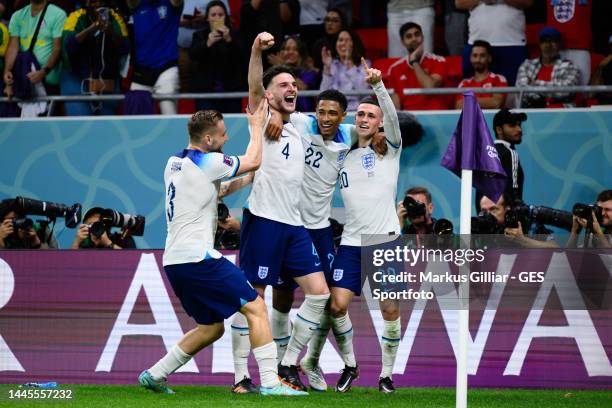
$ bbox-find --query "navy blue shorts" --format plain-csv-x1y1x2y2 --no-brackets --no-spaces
331,239,405,296
164,257,258,325
240,209,321,288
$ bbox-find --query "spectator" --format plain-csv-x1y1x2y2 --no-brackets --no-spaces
240,1,284,66
3,0,66,115
71,207,135,249
128,0,182,115
590,34,612,104
267,35,318,111
516,26,580,108
319,28,369,111
279,0,300,37
387,22,448,111
311,7,346,71
456,0,532,86
443,0,468,56
178,0,229,93
547,0,592,85
387,0,434,58
299,0,351,50
61,0,130,116
0,19,7,92
190,0,243,112
455,40,508,109
0,205,58,249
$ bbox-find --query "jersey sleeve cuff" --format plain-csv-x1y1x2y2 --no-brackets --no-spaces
231,156,240,178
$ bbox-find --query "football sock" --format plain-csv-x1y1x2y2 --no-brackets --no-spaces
270,308,290,364
332,312,356,367
253,342,280,388
231,313,251,383
149,344,192,381
304,310,331,363
281,293,329,366
380,317,401,379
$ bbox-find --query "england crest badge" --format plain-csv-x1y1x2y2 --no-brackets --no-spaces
553,0,574,23
333,269,344,281
362,152,375,171
258,266,269,279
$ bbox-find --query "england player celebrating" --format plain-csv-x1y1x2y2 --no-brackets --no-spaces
138,101,306,396
235,32,330,392
330,60,403,393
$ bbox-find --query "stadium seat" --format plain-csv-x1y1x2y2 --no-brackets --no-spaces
356,28,388,61
178,99,196,114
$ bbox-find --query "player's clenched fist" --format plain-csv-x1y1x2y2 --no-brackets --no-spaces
253,32,275,52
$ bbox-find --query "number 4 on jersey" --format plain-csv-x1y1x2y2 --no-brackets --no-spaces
282,143,290,159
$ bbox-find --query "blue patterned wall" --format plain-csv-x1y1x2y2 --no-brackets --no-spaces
1,109,610,249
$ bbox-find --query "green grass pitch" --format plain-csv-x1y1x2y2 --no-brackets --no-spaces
0,385,610,407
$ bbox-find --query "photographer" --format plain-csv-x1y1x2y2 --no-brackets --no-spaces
214,173,254,250
71,207,136,249
397,186,435,235
0,202,58,249
478,194,559,249
567,189,611,249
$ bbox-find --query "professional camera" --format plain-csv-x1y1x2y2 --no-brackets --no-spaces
217,202,230,223
330,217,344,249
13,196,82,228
12,217,34,230
471,213,505,234
99,208,146,236
572,203,604,224
511,203,573,231
403,196,426,219
432,218,454,235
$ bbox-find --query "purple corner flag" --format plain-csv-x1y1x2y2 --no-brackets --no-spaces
440,92,507,202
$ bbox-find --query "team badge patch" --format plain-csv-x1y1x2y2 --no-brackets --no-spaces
258,266,269,279
223,155,234,167
338,150,347,163
157,5,168,19
553,0,574,23
333,269,344,282
362,152,375,171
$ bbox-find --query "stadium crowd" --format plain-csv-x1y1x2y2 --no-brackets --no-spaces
1,0,611,116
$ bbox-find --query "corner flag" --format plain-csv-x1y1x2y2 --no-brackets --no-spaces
441,92,506,202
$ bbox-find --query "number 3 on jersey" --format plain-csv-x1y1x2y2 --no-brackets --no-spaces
167,182,176,222
338,170,349,189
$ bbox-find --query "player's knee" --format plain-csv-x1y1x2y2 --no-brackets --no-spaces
242,295,268,319
381,303,400,321
272,289,294,312
330,300,348,318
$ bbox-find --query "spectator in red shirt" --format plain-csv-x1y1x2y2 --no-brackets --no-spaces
516,26,580,108
547,0,592,85
455,40,508,110
387,22,448,111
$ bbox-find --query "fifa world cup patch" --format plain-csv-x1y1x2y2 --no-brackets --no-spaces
362,152,375,171
258,266,269,279
333,269,344,281
223,155,234,167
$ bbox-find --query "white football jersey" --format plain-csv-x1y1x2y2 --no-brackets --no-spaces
339,81,402,246
247,116,305,226
291,112,355,229
163,149,239,266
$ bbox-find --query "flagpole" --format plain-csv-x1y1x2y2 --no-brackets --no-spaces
456,169,472,408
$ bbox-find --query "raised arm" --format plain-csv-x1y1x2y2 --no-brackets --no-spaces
363,58,401,149
219,172,254,197
248,32,275,109
235,98,268,176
